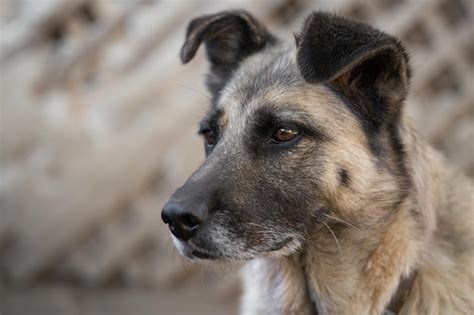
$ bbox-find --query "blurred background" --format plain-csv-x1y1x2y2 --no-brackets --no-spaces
0,0,472,314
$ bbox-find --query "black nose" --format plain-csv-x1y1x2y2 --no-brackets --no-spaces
161,201,207,241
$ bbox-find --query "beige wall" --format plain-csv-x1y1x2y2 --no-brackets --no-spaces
1,0,472,314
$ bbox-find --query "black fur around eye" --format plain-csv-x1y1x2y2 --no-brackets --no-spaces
202,129,217,146
272,127,300,143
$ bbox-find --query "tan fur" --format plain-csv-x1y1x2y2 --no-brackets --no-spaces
240,84,474,314
175,13,473,313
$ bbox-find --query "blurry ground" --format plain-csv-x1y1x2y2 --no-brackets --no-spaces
0,0,472,314
2,285,238,315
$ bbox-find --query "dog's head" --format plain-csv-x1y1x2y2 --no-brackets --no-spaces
162,11,411,260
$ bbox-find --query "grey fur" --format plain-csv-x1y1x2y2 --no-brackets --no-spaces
163,10,474,315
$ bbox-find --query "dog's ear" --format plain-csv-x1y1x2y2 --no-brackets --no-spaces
297,12,410,132
180,10,275,97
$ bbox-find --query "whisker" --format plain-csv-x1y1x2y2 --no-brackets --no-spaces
248,230,277,235
322,221,343,262
200,265,204,285
246,222,282,232
246,222,268,228
168,239,177,260
176,83,212,101
323,213,358,229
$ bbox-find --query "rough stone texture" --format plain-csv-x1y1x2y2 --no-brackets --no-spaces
0,0,472,314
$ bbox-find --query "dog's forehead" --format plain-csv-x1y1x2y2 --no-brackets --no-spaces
213,45,353,127
216,45,303,114
209,44,366,147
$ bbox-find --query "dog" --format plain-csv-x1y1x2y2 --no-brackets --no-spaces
161,10,474,314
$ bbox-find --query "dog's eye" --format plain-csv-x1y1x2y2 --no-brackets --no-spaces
202,129,217,146
272,127,299,143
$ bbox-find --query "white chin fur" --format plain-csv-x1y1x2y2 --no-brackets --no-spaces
171,235,191,257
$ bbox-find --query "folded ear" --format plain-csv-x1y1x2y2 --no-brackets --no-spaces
297,12,410,133
180,10,275,97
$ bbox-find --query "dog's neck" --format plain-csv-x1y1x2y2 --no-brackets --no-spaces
299,200,420,314
384,269,418,314
300,256,418,315
297,122,436,315
300,272,413,315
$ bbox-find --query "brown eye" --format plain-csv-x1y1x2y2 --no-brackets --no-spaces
272,127,299,143
203,129,216,146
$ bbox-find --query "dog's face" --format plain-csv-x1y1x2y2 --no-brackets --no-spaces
162,11,411,260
